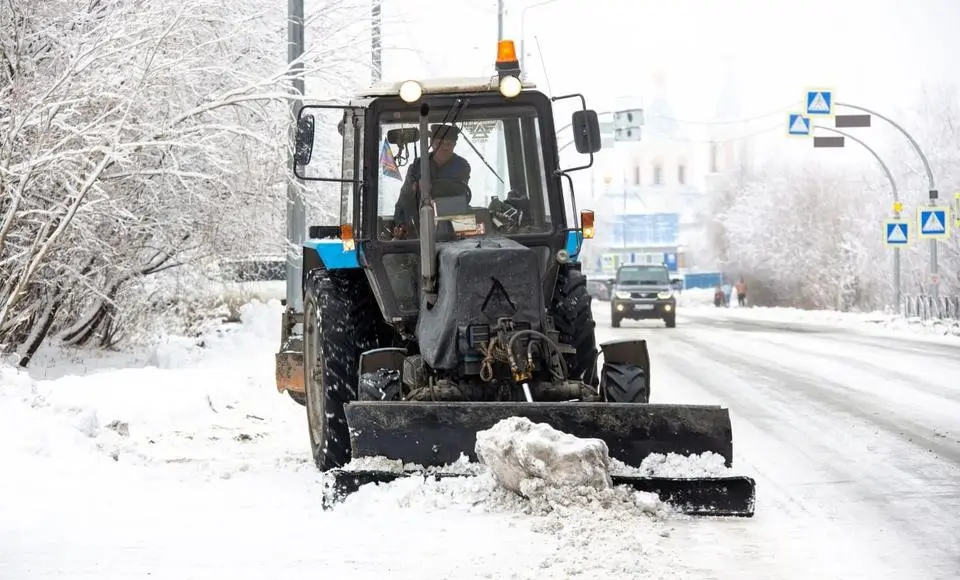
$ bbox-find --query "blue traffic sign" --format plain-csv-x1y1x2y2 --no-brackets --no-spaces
663,252,678,271
787,113,810,136
806,90,833,115
612,213,679,247
918,207,950,239
884,220,909,246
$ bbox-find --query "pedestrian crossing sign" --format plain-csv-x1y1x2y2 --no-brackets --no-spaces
917,207,950,239
884,220,909,247
805,89,833,116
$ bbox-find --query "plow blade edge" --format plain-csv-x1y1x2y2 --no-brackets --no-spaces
344,401,735,467
323,469,756,517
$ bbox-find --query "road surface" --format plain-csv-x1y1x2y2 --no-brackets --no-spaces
592,304,960,579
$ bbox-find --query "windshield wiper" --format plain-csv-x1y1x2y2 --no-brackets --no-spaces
440,98,504,185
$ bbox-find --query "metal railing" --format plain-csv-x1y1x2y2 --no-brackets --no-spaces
903,295,960,320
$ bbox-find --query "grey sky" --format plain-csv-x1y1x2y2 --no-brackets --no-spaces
377,0,958,142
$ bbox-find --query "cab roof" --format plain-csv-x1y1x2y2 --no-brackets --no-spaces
356,76,538,98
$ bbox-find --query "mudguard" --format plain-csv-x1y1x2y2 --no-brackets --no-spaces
599,339,651,387
358,347,407,375
303,238,360,270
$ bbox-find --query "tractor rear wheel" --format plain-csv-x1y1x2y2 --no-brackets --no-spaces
303,268,379,471
550,264,599,383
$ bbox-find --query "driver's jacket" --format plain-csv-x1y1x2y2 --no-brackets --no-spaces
393,153,471,230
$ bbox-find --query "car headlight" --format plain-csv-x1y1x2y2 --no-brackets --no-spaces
657,291,674,299
615,291,631,299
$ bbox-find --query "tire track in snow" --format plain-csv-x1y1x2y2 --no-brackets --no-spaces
680,324,960,438
645,335,942,579
655,332,960,578
670,331,960,467
735,331,960,404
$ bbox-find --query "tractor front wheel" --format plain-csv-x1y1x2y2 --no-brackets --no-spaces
550,264,599,382
303,269,379,471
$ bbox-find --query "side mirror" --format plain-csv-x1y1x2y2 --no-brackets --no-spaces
571,110,601,154
387,127,420,145
295,114,316,166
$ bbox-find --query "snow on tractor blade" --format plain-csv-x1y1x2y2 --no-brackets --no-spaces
336,400,755,516
344,401,736,467
321,469,757,517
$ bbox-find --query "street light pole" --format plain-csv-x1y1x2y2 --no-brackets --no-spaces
285,0,306,312
519,0,559,75
837,101,938,300
371,0,382,83
814,125,902,313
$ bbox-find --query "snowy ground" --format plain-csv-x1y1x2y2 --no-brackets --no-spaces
2,299,960,579
678,288,960,340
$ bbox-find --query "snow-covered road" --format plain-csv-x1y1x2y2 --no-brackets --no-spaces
2,301,958,579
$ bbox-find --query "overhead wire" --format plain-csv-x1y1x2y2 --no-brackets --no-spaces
643,101,803,126
640,121,786,144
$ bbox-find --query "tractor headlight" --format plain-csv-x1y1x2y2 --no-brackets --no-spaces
499,75,522,98
615,291,631,300
399,80,423,103
657,291,673,299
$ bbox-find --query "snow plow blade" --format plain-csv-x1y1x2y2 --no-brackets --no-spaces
322,469,756,517
344,401,735,467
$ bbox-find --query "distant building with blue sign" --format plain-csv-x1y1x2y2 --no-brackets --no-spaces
579,66,750,281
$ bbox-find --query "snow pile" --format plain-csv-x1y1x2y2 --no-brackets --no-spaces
611,451,732,478
0,300,309,480
334,419,685,576
687,302,960,340
676,287,717,308
339,417,738,521
341,452,483,476
475,416,613,494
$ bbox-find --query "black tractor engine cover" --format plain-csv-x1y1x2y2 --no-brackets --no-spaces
416,237,544,370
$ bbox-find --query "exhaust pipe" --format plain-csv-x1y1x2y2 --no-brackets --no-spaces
417,103,437,305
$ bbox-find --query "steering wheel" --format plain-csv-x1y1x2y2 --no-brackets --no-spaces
430,177,472,204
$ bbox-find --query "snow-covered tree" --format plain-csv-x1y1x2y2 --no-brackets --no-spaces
702,84,960,313
0,0,368,363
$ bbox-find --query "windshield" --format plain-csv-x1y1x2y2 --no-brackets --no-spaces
375,104,553,241
617,266,669,285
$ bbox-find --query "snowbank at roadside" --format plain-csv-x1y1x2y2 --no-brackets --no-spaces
0,300,310,481
682,298,960,342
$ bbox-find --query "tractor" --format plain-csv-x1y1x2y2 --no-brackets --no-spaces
273,40,755,516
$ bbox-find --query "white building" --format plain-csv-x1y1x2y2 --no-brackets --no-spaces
580,68,748,277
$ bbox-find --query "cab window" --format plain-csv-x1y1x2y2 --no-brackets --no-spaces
374,105,552,241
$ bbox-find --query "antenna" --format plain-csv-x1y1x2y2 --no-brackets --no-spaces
534,36,554,97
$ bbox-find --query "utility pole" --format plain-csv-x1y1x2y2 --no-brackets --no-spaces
495,0,506,197
813,125,903,313
372,0,382,83
837,101,939,300
285,0,306,311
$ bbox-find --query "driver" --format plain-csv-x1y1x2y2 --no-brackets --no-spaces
392,123,471,238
